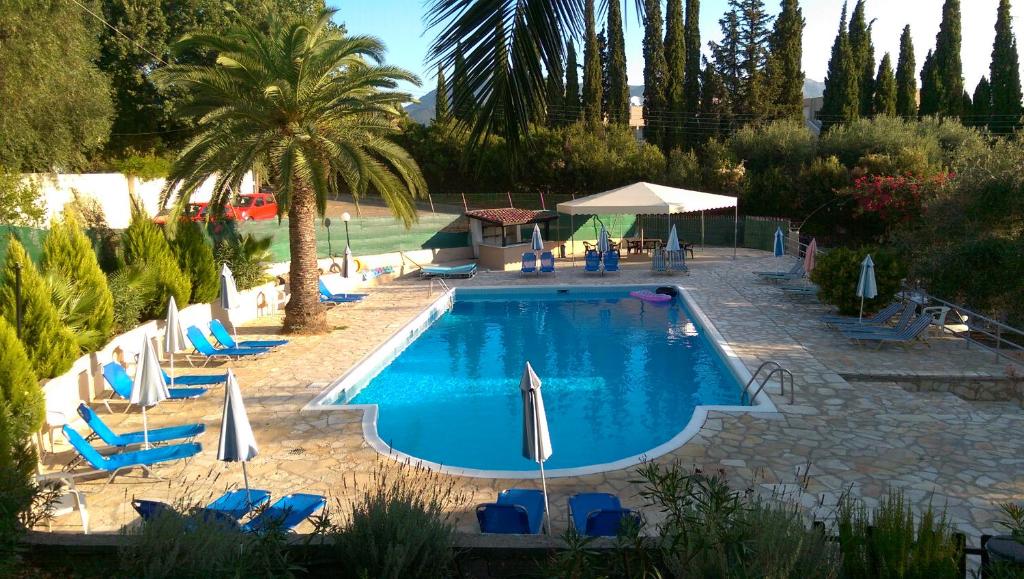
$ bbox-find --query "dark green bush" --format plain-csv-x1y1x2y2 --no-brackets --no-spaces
107,267,157,334
121,199,190,318
214,233,274,290
172,222,219,304
810,246,906,316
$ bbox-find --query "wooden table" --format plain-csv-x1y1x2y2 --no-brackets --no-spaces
626,239,663,255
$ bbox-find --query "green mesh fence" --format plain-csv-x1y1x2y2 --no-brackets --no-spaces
528,214,788,250
0,225,47,263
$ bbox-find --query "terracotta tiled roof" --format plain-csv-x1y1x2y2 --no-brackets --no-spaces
464,208,559,226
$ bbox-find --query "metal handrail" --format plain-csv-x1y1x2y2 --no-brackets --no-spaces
741,361,795,405
914,292,1024,367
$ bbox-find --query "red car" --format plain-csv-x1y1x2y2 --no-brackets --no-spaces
232,193,278,221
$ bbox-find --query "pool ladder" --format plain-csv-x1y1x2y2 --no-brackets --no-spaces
741,361,795,405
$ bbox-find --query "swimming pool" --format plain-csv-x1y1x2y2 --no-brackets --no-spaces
308,286,772,477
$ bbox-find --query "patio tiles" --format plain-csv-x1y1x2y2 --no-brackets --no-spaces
39,249,1024,543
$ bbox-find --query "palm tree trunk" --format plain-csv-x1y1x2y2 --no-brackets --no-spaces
283,185,327,334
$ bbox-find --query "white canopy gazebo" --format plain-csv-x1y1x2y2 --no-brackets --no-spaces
556,182,739,261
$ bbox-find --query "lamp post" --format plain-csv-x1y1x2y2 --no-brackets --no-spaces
13,262,22,339
342,212,352,278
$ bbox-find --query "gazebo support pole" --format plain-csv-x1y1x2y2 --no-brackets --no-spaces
701,211,705,252
570,214,576,268
733,204,739,260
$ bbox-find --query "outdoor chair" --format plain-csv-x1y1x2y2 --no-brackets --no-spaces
133,489,272,523
838,304,917,335
521,252,537,275
318,280,367,304
539,251,556,274
583,251,602,274
603,250,620,273
568,493,641,537
476,489,546,535
62,425,201,483
241,493,327,533
420,263,477,279
162,368,226,386
77,404,204,448
102,362,208,413
840,315,933,348
683,242,695,259
186,327,270,367
754,260,803,278
210,319,287,350
822,302,903,327
667,250,688,274
652,250,668,274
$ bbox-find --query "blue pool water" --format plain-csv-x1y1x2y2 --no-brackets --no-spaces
345,288,743,471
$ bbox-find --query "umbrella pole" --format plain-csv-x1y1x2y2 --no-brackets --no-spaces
169,352,174,389
534,396,551,536
859,295,865,323
142,406,150,450
242,462,252,507
539,459,551,535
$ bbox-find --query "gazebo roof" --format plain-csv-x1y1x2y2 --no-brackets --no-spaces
464,208,559,227
556,182,737,215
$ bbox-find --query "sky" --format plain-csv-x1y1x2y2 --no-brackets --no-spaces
332,0,1024,99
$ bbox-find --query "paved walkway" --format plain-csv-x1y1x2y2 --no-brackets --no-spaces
41,249,1024,541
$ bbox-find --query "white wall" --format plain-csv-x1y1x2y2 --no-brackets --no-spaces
22,172,255,229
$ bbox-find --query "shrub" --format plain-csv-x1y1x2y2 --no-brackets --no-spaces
107,267,157,334
40,212,114,348
837,490,962,579
330,461,465,579
172,222,219,304
810,246,906,316
0,238,78,378
665,148,702,189
121,199,190,318
214,233,274,290
112,151,172,181
0,169,45,227
727,119,817,174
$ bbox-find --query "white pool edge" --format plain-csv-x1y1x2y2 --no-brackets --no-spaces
302,283,778,479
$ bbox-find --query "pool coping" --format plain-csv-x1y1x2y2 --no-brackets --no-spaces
302,283,779,479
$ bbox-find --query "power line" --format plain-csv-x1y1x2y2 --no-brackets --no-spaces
65,0,170,66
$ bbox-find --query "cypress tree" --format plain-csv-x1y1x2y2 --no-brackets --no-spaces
989,0,1023,134
665,0,686,148
683,0,702,147
544,72,564,127
452,44,472,122
642,0,669,147
700,61,729,140
819,3,859,130
873,53,897,116
434,64,450,124
729,0,773,121
121,200,190,319
766,0,805,119
895,26,918,118
598,30,610,115
919,50,943,117
40,212,114,345
606,0,629,125
933,0,964,116
0,315,43,472
565,42,582,123
972,77,992,128
709,10,742,117
172,222,219,305
847,0,875,117
0,239,77,379
582,0,603,125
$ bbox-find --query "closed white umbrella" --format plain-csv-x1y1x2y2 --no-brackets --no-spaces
219,263,241,338
773,226,785,257
131,334,170,449
520,362,552,534
597,226,610,254
856,254,878,322
164,296,185,389
666,225,681,252
217,369,259,506
803,238,818,274
531,224,544,253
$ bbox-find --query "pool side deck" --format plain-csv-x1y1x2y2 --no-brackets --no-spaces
39,248,1024,541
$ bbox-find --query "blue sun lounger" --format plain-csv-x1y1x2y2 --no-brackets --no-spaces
822,302,903,327
210,319,287,350
540,251,556,274
668,250,689,274
602,250,620,273
318,280,367,303
420,263,477,279
102,362,208,412
132,489,272,523
583,251,602,274
841,315,933,348
568,493,641,537
521,252,537,275
754,261,803,278
476,489,546,534
186,327,269,366
838,304,916,334
62,425,201,483
77,404,203,448
162,368,226,386
241,493,327,533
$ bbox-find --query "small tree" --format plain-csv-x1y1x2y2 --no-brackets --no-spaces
810,246,906,315
0,238,77,378
41,213,114,346
121,200,190,319
172,222,219,304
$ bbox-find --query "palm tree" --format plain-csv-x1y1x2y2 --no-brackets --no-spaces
157,9,426,334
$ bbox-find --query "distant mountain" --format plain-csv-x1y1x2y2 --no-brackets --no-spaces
404,80,826,124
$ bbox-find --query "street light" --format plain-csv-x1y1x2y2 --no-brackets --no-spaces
342,212,352,278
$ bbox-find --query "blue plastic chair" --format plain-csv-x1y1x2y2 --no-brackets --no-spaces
209,319,287,350
539,251,555,274
603,251,620,273
840,304,917,335
521,252,538,275
841,315,933,348
568,493,641,537
319,280,367,303
241,493,327,533
133,489,271,523
77,404,204,448
652,250,668,273
583,251,602,274
186,327,269,366
162,368,226,386
476,489,546,534
102,362,208,412
668,250,688,274
62,425,201,483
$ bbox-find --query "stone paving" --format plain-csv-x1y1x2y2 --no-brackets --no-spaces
40,248,1024,542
